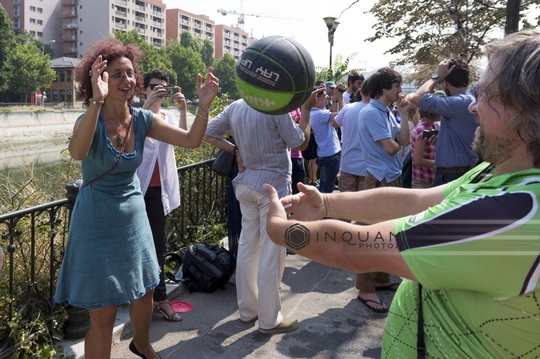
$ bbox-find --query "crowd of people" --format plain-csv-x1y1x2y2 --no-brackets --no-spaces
49,29,540,358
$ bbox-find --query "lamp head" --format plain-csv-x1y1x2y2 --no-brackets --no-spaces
323,17,337,30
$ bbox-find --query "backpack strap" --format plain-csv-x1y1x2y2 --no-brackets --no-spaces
417,283,425,358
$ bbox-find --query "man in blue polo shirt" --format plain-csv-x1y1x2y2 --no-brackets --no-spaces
356,67,410,312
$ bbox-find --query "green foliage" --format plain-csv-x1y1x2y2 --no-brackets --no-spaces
212,54,239,100
366,0,540,84
201,39,214,68
115,29,176,83
180,31,201,52
0,3,16,92
6,43,56,103
316,52,362,84
166,40,206,100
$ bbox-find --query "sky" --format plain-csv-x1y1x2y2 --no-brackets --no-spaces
162,0,400,73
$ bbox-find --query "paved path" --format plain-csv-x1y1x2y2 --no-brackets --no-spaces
107,255,397,359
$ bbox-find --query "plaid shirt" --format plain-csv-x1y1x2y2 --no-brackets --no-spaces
411,118,438,184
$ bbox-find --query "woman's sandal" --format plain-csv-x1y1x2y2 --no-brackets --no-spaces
153,301,183,322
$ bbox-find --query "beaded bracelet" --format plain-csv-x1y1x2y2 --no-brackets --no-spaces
196,108,209,120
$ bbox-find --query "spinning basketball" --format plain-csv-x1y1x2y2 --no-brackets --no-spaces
235,36,315,115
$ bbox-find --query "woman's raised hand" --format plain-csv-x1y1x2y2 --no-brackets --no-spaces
196,67,219,110
89,55,108,101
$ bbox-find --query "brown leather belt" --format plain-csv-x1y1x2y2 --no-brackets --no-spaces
436,166,472,174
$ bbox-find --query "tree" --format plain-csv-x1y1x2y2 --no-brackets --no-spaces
315,53,362,84
367,0,540,83
201,39,214,68
166,40,206,100
115,30,175,83
0,4,16,92
212,54,238,99
180,31,201,52
6,43,56,103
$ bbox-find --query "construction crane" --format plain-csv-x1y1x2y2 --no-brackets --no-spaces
217,0,299,30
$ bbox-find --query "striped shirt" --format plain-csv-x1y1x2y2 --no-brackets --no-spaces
206,100,305,197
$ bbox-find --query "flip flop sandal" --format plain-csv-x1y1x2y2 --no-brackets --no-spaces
375,282,400,292
154,302,183,322
357,295,389,313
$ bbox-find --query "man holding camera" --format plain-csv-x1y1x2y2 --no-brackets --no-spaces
408,58,478,185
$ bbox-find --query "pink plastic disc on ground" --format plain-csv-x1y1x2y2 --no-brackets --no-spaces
170,301,193,313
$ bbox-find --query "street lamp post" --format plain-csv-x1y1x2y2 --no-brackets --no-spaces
42,39,55,54
323,17,339,77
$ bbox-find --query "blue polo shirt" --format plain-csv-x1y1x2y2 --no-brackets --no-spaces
358,99,402,182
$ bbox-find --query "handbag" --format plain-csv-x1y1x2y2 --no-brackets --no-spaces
211,148,235,177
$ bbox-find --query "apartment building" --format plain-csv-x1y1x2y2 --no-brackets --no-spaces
214,24,251,61
0,0,62,55
166,8,214,53
62,0,167,58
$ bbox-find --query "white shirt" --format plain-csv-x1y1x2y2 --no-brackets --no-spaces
137,109,180,216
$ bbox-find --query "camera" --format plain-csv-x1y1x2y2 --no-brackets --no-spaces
166,87,178,96
422,130,439,139
337,87,346,93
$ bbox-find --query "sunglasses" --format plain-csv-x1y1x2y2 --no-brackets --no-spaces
473,84,485,101
148,84,166,90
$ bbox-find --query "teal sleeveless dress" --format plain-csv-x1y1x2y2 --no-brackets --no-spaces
54,107,159,309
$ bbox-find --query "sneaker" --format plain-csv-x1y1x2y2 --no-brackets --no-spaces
258,317,299,335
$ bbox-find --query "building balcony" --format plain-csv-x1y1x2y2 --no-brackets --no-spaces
115,10,127,17
62,36,77,41
153,10,162,16
115,0,127,6
61,11,77,17
135,16,145,22
115,22,127,29
153,31,162,38
135,4,145,11
153,41,162,47
153,21,162,27
136,27,145,34
62,0,77,5
62,23,78,29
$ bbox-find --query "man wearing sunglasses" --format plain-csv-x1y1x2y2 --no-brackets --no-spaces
407,57,478,185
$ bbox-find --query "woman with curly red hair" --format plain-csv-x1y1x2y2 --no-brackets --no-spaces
54,38,219,359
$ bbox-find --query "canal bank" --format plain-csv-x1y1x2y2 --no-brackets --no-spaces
0,108,189,170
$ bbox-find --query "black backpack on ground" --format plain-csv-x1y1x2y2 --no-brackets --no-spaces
179,243,236,293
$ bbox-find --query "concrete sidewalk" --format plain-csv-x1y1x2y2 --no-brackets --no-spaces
85,254,398,359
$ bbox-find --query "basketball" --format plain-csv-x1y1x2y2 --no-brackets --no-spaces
235,36,315,115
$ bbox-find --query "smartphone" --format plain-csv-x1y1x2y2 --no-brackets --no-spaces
422,130,439,139
166,87,177,96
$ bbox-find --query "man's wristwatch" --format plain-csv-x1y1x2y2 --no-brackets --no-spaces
431,74,441,83
232,145,238,155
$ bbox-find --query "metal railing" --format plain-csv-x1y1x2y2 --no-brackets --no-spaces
0,159,228,356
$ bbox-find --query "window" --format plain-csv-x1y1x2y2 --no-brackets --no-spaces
60,90,65,101
13,18,20,28
30,6,36,11
14,6,20,16
37,32,42,37
37,8,43,14
37,20,43,25
52,90,58,102
66,70,72,82
30,30,36,35
59,71,65,82
30,18,36,24
67,90,72,102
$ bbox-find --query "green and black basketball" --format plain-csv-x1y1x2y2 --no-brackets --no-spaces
235,36,315,115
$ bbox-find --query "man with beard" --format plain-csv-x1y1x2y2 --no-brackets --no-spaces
262,30,540,358
407,57,478,185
